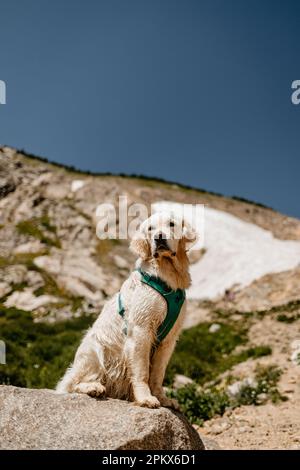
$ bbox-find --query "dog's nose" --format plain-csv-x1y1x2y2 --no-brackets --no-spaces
154,232,166,244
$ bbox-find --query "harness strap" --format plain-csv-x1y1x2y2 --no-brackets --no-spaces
117,292,127,335
118,292,125,317
117,269,185,344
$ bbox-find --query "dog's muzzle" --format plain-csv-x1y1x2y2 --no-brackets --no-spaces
153,233,176,257
154,232,169,250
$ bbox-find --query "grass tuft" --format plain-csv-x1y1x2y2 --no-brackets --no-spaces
0,305,93,389
165,322,271,385
16,217,60,248
169,365,285,425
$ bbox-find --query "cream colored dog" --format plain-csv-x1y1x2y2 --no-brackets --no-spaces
56,212,197,409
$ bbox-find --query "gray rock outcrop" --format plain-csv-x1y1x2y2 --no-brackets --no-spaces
0,385,204,450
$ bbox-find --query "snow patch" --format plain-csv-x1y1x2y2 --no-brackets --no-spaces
152,202,300,300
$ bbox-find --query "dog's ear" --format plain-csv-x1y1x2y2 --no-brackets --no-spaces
130,232,150,260
182,219,198,250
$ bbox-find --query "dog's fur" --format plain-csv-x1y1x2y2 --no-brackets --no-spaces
56,212,197,409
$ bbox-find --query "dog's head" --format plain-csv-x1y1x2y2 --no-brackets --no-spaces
130,212,198,261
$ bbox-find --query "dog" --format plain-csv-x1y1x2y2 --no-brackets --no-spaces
56,211,197,409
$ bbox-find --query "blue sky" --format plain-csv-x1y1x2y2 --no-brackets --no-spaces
0,0,299,217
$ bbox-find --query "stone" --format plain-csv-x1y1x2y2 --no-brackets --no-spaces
14,199,34,222
209,323,221,333
13,240,45,255
200,436,222,450
227,378,257,398
44,184,69,200
291,339,300,351
4,288,62,311
25,270,44,288
71,180,86,192
291,349,300,365
0,386,204,450
0,264,27,286
210,421,231,435
113,254,129,269
0,281,11,298
0,176,16,199
33,252,108,302
173,374,194,389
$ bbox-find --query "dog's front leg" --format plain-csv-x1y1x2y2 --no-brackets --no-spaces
126,325,160,408
149,338,180,410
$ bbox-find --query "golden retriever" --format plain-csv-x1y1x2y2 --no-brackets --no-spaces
56,212,197,409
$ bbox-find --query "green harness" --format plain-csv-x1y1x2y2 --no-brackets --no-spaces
117,268,186,345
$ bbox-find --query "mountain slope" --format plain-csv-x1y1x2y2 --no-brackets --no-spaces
153,202,300,300
1,145,300,449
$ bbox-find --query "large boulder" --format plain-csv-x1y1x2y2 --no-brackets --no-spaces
0,386,204,450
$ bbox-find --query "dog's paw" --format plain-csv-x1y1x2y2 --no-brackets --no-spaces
87,384,106,398
74,382,106,398
158,396,181,410
134,396,161,409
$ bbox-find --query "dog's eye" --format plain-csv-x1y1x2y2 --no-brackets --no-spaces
148,225,153,232
169,221,175,228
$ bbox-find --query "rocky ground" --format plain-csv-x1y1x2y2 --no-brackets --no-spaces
1,145,300,450
195,301,300,449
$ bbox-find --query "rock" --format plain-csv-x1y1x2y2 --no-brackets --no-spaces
4,288,62,311
291,349,300,365
0,264,27,286
291,340,300,351
217,267,300,313
25,269,44,288
183,301,212,329
14,199,34,222
209,323,221,333
227,377,257,398
290,340,300,365
200,436,222,450
235,425,251,434
173,374,194,389
58,277,103,302
0,386,204,450
0,176,16,199
0,154,17,199
13,240,45,255
256,393,268,404
31,172,53,187
210,421,231,435
33,252,106,302
43,184,69,200
113,254,129,269
71,180,86,192
0,281,11,298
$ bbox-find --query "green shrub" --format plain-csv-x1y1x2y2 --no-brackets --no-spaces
169,383,230,425
165,322,271,385
0,305,93,389
232,365,286,406
170,365,285,425
242,345,272,359
277,313,299,323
